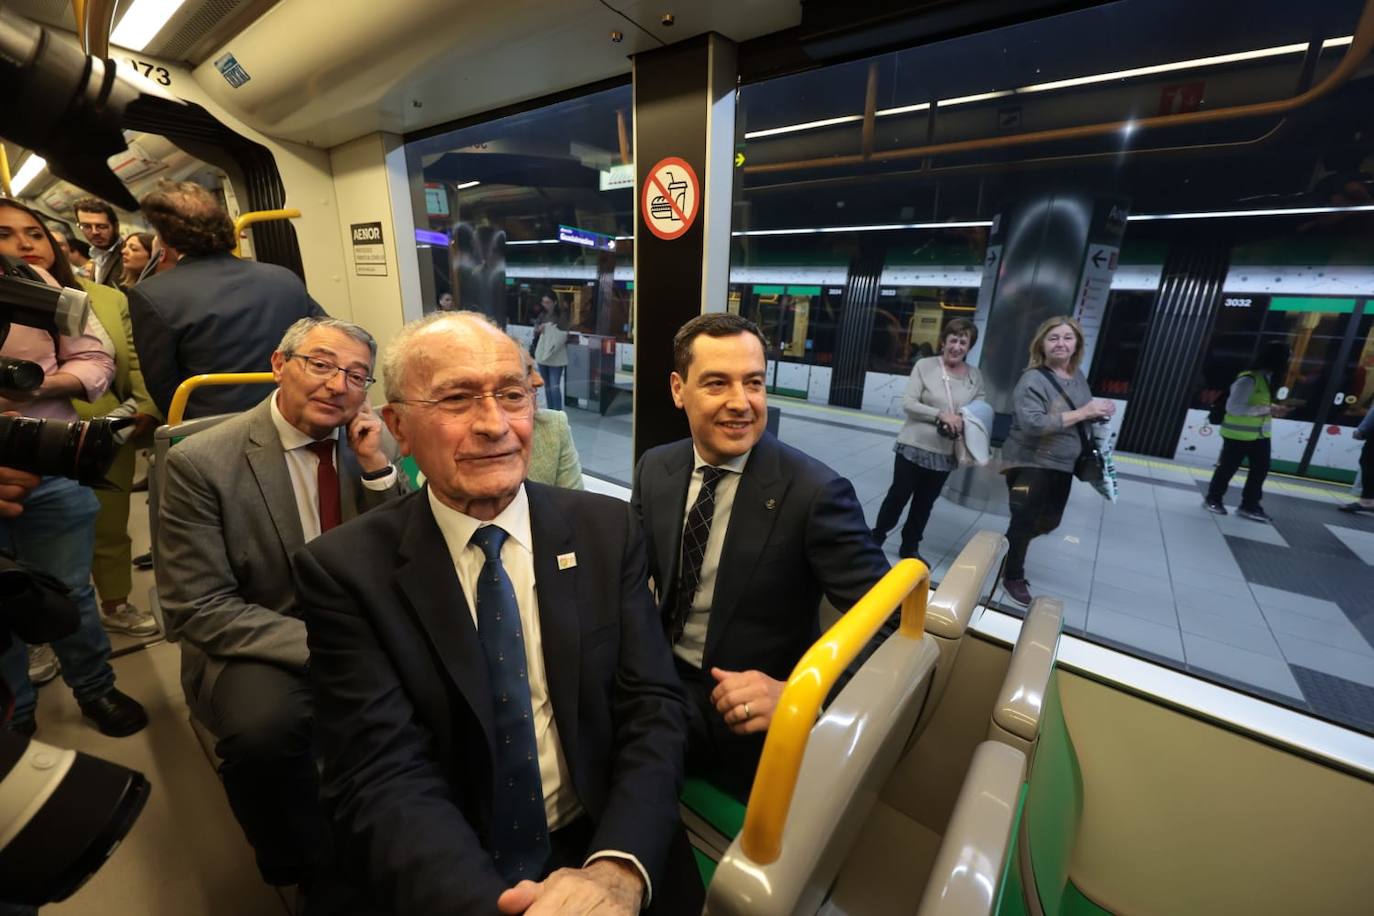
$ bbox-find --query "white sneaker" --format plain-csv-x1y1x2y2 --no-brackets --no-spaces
101,603,160,637
27,644,60,685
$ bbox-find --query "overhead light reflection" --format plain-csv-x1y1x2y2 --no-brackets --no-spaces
456,180,481,190
744,115,864,140
11,154,46,195
110,0,188,52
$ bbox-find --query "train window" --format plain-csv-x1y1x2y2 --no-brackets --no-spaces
734,0,1374,735
402,84,637,486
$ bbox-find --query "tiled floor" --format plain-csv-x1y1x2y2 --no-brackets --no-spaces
567,395,1374,734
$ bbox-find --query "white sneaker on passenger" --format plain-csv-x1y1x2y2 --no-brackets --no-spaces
27,644,60,686
101,603,160,636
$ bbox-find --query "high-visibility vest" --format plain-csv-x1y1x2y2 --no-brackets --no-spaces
1220,370,1272,441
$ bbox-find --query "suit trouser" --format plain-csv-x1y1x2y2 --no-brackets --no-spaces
90,439,137,604
1004,467,1074,581
674,656,766,804
1359,437,1373,500
205,659,332,885
872,452,951,558
0,477,115,725
1206,437,1271,511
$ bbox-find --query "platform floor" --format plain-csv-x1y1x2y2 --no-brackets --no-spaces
565,396,1374,734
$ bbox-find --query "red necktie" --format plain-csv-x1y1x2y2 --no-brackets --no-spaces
306,440,342,533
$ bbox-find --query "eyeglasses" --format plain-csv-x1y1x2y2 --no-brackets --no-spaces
287,353,374,390
393,387,534,417
77,222,111,231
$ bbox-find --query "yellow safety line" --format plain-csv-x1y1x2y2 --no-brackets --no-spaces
1113,453,1351,500
232,209,302,257
168,372,274,426
739,558,929,865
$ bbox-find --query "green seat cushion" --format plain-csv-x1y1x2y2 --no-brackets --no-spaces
680,777,747,840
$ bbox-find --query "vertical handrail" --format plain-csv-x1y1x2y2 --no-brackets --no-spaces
738,558,930,865
232,209,302,257
80,0,117,58
0,147,13,198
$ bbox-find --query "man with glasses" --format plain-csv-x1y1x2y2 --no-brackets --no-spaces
127,179,326,419
72,197,124,287
155,316,407,895
293,312,701,915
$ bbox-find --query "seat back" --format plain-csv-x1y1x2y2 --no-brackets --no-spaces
705,559,938,916
989,596,1065,755
917,740,1028,916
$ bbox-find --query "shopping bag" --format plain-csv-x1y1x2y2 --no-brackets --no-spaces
1091,426,1120,504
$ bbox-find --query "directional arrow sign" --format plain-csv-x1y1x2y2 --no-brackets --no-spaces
1091,248,1107,269
734,152,746,167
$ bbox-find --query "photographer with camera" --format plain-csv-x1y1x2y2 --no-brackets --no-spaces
0,198,147,739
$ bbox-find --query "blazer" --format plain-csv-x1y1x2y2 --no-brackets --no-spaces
528,408,584,489
155,396,406,724
631,432,890,680
71,280,160,425
127,252,327,419
293,483,690,914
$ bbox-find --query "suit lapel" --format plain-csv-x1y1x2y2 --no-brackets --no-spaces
244,401,306,560
395,493,495,750
704,434,788,664
526,484,581,761
654,442,696,609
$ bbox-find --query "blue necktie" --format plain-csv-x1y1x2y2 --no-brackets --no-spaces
671,466,725,643
470,525,550,883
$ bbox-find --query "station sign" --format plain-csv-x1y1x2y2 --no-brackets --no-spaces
641,157,700,241
558,224,617,252
350,221,387,277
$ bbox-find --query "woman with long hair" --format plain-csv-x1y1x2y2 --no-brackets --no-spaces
533,290,570,410
0,197,148,737
999,316,1116,606
118,231,156,290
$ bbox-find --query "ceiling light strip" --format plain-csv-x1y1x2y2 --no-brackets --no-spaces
110,0,187,52
743,115,864,140
11,154,47,195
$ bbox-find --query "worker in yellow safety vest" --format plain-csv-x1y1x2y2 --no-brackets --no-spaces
1204,342,1291,522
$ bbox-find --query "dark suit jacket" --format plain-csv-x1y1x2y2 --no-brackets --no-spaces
127,252,327,418
631,431,890,682
293,483,690,915
156,397,406,725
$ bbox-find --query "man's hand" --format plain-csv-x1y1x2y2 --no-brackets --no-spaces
132,413,160,439
1354,428,1368,441
347,402,389,472
0,466,41,518
497,859,644,915
710,667,785,735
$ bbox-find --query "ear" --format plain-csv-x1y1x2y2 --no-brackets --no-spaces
670,371,686,409
381,404,412,456
269,350,287,385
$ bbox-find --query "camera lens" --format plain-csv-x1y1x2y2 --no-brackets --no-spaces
0,416,124,487
0,357,43,392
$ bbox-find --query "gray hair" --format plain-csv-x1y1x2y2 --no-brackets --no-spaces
277,317,378,364
381,310,529,404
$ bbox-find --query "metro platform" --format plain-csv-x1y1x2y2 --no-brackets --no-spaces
563,395,1374,735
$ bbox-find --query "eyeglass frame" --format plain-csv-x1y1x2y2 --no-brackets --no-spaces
390,385,535,418
284,352,376,390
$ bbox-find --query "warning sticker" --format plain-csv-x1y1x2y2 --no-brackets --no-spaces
641,157,700,241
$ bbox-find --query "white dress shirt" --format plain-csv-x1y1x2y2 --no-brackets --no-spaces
426,484,651,900
269,393,396,542
674,447,751,668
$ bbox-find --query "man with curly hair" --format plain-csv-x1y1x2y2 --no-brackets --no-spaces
128,180,328,419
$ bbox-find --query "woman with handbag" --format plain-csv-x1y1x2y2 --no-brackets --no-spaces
871,317,985,562
533,291,570,411
1000,316,1115,606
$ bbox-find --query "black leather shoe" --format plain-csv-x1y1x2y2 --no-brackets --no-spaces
7,717,36,738
79,688,148,737
132,551,154,570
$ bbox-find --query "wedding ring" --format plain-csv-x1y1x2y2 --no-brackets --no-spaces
742,702,752,720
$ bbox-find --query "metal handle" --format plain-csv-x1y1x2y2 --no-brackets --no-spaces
167,372,275,426
232,209,302,257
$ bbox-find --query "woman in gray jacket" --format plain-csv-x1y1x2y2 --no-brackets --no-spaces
872,318,985,561
1000,316,1115,606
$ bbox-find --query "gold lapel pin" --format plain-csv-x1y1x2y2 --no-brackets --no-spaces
765,498,777,510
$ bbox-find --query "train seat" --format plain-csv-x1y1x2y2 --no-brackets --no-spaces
704,562,939,916
989,597,1066,755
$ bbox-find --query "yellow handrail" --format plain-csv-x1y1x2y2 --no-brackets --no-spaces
168,372,274,426
0,146,12,198
232,209,302,257
739,558,930,865
80,0,116,58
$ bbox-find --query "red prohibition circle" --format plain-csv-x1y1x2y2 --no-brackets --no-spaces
641,156,700,241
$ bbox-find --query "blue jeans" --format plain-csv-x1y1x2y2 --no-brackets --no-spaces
0,476,114,724
539,364,565,411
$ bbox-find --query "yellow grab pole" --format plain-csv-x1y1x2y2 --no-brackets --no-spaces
232,209,302,257
168,372,275,426
738,558,930,865
0,147,12,198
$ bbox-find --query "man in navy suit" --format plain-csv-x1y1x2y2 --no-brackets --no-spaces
631,313,890,801
128,180,327,419
294,312,697,915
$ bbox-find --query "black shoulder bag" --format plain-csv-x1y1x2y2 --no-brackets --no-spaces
1037,367,1104,484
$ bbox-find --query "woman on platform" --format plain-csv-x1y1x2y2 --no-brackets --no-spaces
533,291,570,411
871,317,985,562
1000,316,1115,607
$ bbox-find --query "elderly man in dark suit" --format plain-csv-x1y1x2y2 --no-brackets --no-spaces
294,311,698,915
156,316,407,890
127,180,327,419
631,313,891,802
